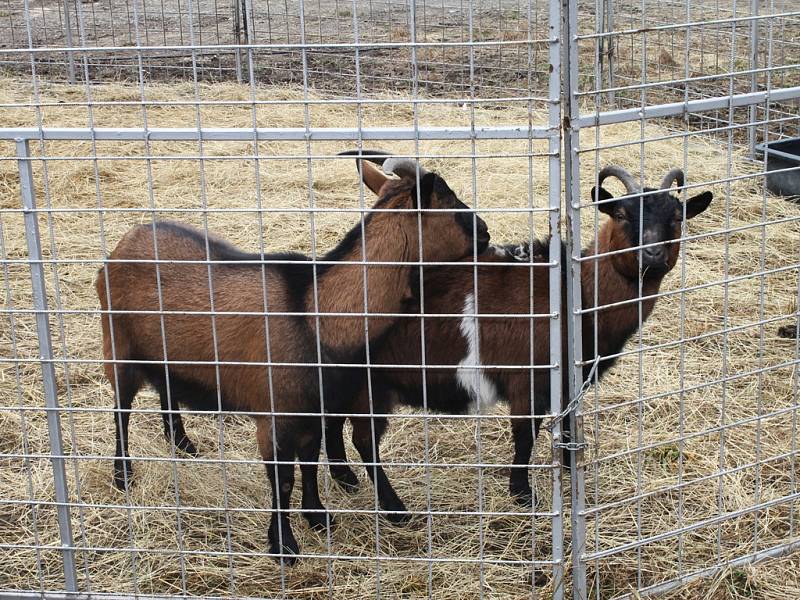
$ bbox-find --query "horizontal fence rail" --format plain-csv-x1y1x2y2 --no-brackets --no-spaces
0,84,798,144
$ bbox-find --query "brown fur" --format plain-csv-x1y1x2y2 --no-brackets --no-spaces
310,173,469,352
325,180,713,517
96,159,487,562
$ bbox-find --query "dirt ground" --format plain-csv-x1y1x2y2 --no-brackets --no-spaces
4,1,797,101
3,0,797,145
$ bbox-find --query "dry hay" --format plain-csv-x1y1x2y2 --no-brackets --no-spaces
0,76,799,599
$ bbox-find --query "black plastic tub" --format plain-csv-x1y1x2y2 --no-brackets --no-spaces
755,138,800,198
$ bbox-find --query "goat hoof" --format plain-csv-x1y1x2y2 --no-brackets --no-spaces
113,462,133,491
511,488,534,508
113,474,130,491
269,538,300,566
382,497,411,524
331,466,360,493
304,510,336,532
385,510,412,525
177,439,199,457
778,325,798,339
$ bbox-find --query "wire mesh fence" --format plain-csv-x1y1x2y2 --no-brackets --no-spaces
569,2,800,597
0,1,799,599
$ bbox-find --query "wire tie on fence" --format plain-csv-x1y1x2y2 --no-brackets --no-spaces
545,354,601,434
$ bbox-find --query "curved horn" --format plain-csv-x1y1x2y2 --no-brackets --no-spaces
382,156,429,179
337,149,395,195
337,148,392,170
660,167,685,190
598,165,641,195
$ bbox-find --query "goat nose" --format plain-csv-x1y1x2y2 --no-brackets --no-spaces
643,245,665,261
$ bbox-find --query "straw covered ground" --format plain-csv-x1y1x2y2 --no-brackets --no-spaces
0,77,799,599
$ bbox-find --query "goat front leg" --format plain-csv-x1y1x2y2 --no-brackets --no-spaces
509,417,536,507
325,416,360,492
297,418,335,532
351,416,410,524
257,418,300,565
508,391,548,507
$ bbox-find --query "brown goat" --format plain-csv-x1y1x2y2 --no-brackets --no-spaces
96,151,489,563
324,165,713,520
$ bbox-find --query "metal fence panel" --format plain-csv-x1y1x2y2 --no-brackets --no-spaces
1,1,799,599
567,0,800,598
1,1,566,598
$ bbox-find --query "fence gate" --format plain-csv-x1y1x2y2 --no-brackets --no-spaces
2,0,570,598
1,0,800,599
562,0,800,599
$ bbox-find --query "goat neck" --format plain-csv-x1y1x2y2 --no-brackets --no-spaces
307,210,415,355
579,219,667,353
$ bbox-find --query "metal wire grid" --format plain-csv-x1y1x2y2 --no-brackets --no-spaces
4,1,797,114
0,140,564,593
572,1,800,597
590,0,800,148
0,1,799,599
1,0,554,98
1,0,563,598
573,143,800,597
1,0,242,81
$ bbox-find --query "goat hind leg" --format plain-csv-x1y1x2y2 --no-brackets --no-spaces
111,365,142,491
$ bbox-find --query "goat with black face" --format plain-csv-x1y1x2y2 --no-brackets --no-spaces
324,164,713,520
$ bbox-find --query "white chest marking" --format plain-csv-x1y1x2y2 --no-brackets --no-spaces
456,293,501,414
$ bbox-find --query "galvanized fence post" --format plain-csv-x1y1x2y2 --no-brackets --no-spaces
233,0,253,85
233,0,243,83
562,0,587,597
604,0,616,107
748,0,761,157
61,0,76,84
16,138,78,593
549,0,566,595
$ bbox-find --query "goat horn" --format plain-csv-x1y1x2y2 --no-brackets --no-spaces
598,165,641,195
660,168,685,190
382,157,429,180
337,148,392,171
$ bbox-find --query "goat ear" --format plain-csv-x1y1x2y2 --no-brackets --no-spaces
593,186,626,219
591,186,615,203
684,191,713,219
359,160,390,196
417,172,453,208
